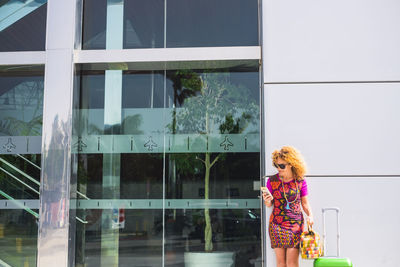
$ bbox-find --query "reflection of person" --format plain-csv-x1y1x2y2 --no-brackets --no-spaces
262,146,313,267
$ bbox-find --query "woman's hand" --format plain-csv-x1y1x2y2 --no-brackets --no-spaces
262,192,273,207
307,215,314,227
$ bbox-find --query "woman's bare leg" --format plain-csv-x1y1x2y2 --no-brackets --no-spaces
274,248,287,267
286,248,299,267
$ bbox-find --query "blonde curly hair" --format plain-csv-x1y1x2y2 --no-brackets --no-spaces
272,146,307,180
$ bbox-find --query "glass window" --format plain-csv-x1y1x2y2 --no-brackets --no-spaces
81,0,258,49
0,1,47,52
82,0,164,50
164,68,260,265
0,65,44,267
166,0,259,47
71,62,261,267
0,65,44,137
82,0,107,50
78,70,105,109
123,0,164,49
122,71,164,109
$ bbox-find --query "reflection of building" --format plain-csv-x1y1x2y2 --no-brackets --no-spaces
0,0,399,267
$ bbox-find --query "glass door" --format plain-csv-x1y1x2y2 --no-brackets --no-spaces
0,65,44,267
71,63,262,267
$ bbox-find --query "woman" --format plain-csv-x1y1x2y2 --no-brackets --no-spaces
262,146,313,267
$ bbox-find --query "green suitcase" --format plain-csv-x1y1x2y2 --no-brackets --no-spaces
313,208,353,267
314,257,353,267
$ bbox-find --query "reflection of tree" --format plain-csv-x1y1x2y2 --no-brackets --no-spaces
0,115,42,136
168,70,258,252
166,70,202,134
109,114,144,135
0,80,43,136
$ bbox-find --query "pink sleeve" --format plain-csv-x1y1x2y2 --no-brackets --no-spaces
266,178,273,193
300,179,308,197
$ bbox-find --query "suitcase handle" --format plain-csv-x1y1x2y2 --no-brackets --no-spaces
322,207,340,257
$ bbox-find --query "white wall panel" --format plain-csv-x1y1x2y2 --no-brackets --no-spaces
307,177,399,267
262,0,400,83
264,83,400,176
265,177,400,267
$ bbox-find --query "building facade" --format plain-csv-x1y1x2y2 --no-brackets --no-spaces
0,0,399,267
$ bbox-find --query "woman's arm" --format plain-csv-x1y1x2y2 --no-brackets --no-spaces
301,196,314,226
262,192,273,207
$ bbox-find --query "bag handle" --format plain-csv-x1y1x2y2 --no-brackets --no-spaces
306,224,315,235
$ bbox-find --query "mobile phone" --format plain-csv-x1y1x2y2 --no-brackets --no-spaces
260,186,273,198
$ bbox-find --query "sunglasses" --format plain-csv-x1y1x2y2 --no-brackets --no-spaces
274,163,287,169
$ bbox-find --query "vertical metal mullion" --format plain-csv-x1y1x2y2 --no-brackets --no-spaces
69,2,83,266
258,0,267,265
37,0,80,266
164,0,167,49
162,69,167,267
162,1,167,266
151,71,155,108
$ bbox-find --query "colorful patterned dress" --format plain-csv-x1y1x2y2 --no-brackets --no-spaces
266,174,308,248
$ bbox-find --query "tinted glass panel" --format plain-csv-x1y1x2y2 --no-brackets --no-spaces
72,63,261,267
123,0,164,49
74,208,163,267
82,0,106,50
81,0,258,49
120,154,163,199
79,71,105,109
0,66,43,267
0,2,47,52
167,0,259,47
0,66,44,137
122,71,164,109
164,208,261,266
82,0,164,50
164,67,260,266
